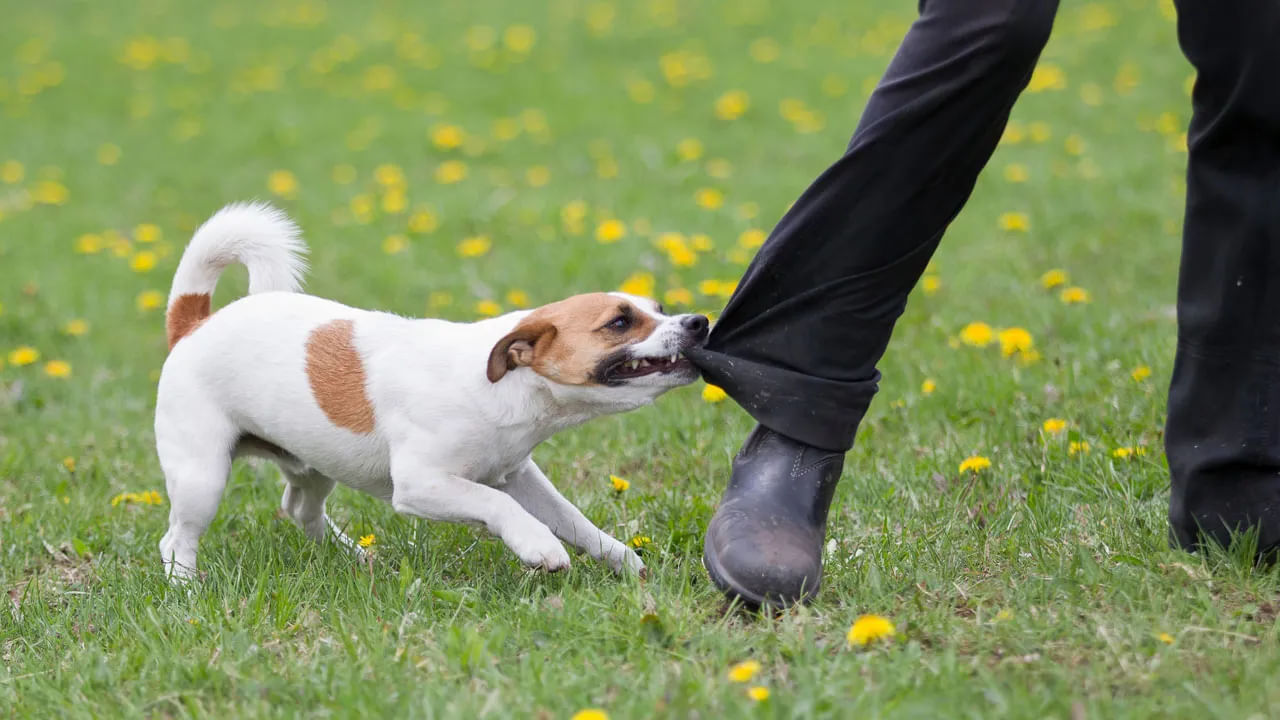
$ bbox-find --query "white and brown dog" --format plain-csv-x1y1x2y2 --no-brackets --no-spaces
155,202,709,580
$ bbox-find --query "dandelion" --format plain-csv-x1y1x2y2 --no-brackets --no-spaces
62,457,76,472
571,710,608,720
1027,63,1066,92
995,608,1013,621
506,289,530,308
1113,446,1145,459
130,250,158,272
921,275,941,296
706,158,733,179
663,288,693,306
610,474,630,492
97,144,122,165
702,385,728,403
1158,632,1174,644
503,25,536,53
428,291,453,310
959,455,991,473
1003,164,1028,183
267,170,298,198
435,160,468,184
525,166,551,187
629,535,652,549
1131,365,1152,382
2,160,25,184
747,686,770,702
1043,418,1067,434
997,327,1033,357
847,614,896,646
1002,121,1026,145
475,300,502,317
921,379,936,395
358,534,376,548
959,322,994,348
76,233,104,254
135,223,161,243
749,37,780,63
110,490,164,507
738,229,765,249
618,272,655,298
714,90,750,120
456,235,492,258
331,164,357,185
33,180,69,205
1040,269,1069,289
595,219,626,244
1064,135,1086,156
44,360,71,378
382,235,407,254
137,290,165,311
1060,286,1091,304
408,209,439,234
8,346,40,366
727,660,760,683
694,188,724,210
676,137,703,162
1029,122,1052,143
998,212,1030,232
1069,441,1091,456
431,124,466,150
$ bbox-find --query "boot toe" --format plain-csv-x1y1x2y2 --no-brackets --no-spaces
704,508,823,608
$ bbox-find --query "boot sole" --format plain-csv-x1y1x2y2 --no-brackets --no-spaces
702,533,820,609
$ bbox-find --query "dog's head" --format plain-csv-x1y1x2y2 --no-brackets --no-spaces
486,292,709,408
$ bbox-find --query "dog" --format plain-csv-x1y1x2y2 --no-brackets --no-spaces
154,202,709,580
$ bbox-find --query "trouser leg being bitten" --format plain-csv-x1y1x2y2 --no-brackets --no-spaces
688,0,1060,607
1166,1,1280,557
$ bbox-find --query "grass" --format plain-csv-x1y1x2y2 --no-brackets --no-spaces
4,0,1280,717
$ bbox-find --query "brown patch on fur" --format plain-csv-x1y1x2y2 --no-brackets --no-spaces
487,293,658,384
305,319,376,433
166,293,211,349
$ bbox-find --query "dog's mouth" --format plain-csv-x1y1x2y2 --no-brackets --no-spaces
604,352,695,381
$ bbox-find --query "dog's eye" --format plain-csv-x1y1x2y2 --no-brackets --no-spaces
607,315,631,331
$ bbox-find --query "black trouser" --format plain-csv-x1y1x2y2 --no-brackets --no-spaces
687,0,1280,553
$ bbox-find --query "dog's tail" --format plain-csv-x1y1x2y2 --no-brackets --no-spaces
166,201,308,349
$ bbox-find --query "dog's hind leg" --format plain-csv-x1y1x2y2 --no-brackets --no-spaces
280,470,363,555
156,406,236,582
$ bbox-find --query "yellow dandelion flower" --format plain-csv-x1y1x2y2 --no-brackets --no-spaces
1069,441,1091,456
1064,134,1086,156
1040,269,1069,289
738,229,766,249
1029,122,1052,143
629,535,652,549
571,710,608,720
714,90,750,121
921,378,936,395
525,166,551,187
267,170,298,198
97,143,122,165
1002,121,1026,145
358,534,376,548
505,289,530,308
431,124,466,150
959,322,994,348
921,275,942,296
995,608,1013,621
331,164,357,185
134,223,161,244
847,614,896,647
959,455,991,473
618,272,655,298
1060,286,1091,304
998,212,1030,232
64,319,89,336
1,160,25,184
408,209,439,234
747,686,770,702
44,360,71,378
456,235,491,258
705,158,733,179
694,188,724,210
690,233,713,252
503,25,536,53
1112,447,1135,459
75,233,104,254
610,474,630,492
625,76,655,104
1003,164,1029,183
1158,632,1174,645
382,234,407,255
1027,63,1066,92
663,288,693,306
63,457,76,472
702,384,728,403
997,327,1033,357
667,242,697,267
727,660,760,683
1131,365,1152,382
595,219,626,244
1043,418,1067,434
130,250,158,272
8,346,40,366
428,291,453,310
749,36,780,63
33,180,69,205
137,290,165,311
111,490,165,507
374,164,405,188
435,160,468,184
676,137,704,162
475,300,501,317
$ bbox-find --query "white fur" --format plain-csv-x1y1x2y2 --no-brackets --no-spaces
155,204,705,581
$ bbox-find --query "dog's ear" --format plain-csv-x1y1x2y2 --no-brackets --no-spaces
486,319,557,382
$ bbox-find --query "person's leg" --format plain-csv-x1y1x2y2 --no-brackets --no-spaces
688,0,1059,607
1166,1,1280,558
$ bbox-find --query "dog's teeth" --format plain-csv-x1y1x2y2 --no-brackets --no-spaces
670,354,678,364
628,359,640,370
639,358,650,367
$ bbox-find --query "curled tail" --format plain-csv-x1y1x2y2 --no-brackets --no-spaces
166,202,308,349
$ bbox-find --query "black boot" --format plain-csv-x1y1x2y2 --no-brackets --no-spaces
703,425,843,608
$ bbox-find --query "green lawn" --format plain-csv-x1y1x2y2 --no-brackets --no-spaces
5,0,1279,717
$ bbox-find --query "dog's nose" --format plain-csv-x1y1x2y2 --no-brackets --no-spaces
681,314,710,337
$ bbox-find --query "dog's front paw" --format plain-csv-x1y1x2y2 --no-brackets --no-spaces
608,545,646,576
505,524,571,572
